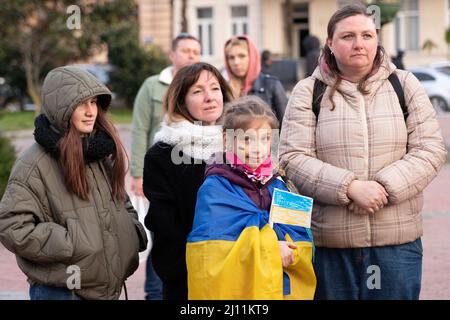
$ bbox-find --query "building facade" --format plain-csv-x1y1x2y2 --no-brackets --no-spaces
139,0,450,71
138,0,173,52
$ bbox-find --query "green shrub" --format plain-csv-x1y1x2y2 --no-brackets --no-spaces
0,135,16,199
102,22,169,108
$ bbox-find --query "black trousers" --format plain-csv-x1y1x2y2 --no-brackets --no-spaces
162,278,188,300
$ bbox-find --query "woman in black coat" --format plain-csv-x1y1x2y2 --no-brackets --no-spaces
143,62,234,300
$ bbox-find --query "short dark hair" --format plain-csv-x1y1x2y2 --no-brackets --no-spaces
261,50,271,62
171,33,201,51
163,62,234,123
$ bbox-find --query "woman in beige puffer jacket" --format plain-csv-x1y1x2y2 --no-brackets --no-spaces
279,4,446,300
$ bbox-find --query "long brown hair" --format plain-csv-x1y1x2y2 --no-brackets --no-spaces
164,62,235,123
322,3,385,110
58,107,128,201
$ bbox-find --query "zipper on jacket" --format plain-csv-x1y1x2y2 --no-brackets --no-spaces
359,93,369,180
256,176,279,210
230,166,278,210
87,163,112,297
358,93,372,245
99,160,119,209
257,188,264,210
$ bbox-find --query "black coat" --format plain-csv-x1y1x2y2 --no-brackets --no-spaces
143,142,206,286
249,73,288,123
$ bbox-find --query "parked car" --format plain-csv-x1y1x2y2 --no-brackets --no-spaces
0,77,31,112
407,67,450,112
429,61,450,76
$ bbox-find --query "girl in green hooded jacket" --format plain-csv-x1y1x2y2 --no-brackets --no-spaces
0,66,148,300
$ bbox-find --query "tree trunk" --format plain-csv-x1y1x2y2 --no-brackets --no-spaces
20,28,43,114
25,62,42,115
181,0,188,32
23,47,42,115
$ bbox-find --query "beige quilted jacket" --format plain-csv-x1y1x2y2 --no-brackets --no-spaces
279,55,447,248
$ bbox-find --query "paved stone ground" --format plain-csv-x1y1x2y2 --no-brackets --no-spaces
1,116,450,300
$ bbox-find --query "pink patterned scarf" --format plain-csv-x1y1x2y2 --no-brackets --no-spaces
225,152,273,184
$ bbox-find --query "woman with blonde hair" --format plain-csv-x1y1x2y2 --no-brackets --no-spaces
224,35,288,123
187,95,316,300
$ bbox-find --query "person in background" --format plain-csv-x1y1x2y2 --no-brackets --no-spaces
143,62,234,300
130,33,201,300
392,49,405,70
279,3,446,300
261,49,273,74
303,35,321,77
224,35,288,123
0,66,147,300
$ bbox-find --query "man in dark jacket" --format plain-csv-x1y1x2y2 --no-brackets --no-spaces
249,73,288,124
261,49,273,74
392,50,405,70
303,35,321,77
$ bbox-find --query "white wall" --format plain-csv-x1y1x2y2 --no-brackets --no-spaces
173,0,263,69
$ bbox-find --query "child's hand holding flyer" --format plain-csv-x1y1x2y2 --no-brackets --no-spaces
269,188,313,228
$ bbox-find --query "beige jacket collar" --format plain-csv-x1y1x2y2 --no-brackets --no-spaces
313,54,397,99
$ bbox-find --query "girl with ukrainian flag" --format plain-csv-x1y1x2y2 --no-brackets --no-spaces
186,95,316,299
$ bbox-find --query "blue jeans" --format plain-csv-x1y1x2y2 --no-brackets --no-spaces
29,284,82,300
313,238,423,300
145,232,163,300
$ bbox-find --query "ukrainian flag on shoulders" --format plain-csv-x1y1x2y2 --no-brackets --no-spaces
186,175,316,300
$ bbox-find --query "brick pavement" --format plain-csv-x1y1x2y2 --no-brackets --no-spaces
420,116,450,300
1,117,450,300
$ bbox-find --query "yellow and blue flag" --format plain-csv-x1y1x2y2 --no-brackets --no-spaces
186,175,316,300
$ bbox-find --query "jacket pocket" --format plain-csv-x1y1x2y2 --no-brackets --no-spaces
66,213,103,262
66,208,107,286
115,207,141,279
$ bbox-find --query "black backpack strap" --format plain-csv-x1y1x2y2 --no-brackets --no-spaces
313,75,407,122
312,79,327,120
388,73,408,121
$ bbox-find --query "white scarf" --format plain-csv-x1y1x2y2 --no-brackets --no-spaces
153,120,223,161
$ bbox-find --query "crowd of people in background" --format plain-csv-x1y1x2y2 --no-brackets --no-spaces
0,3,445,301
